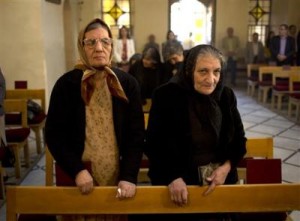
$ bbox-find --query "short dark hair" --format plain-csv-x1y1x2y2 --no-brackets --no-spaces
165,42,184,60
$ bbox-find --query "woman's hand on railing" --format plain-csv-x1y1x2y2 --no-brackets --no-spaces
116,180,136,199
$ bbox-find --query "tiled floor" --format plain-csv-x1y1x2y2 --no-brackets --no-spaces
0,83,299,220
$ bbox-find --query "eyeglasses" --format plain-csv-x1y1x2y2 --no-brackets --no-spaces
83,38,113,49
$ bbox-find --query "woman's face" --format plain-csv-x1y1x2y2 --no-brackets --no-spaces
120,27,128,38
193,55,221,95
83,27,112,68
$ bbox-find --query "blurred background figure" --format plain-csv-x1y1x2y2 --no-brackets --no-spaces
270,24,295,66
245,32,265,64
264,31,275,63
182,32,195,50
222,27,240,86
161,30,182,62
143,34,160,52
288,24,297,65
129,47,163,104
162,42,185,84
113,25,135,72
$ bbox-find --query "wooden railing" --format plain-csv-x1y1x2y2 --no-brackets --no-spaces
6,184,300,221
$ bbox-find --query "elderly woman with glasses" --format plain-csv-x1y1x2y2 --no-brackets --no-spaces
45,18,144,221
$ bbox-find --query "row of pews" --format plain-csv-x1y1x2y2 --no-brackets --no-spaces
247,64,300,121
0,89,46,201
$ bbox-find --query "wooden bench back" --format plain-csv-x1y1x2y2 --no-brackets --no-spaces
46,137,274,186
259,66,300,82
245,137,273,158
289,72,300,93
4,99,28,128
6,184,300,221
247,63,266,78
6,89,46,111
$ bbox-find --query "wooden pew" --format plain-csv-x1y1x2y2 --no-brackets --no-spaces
258,66,300,104
5,89,46,154
4,99,31,178
45,137,274,185
246,63,266,97
138,137,274,184
288,72,300,121
271,70,300,111
6,184,300,221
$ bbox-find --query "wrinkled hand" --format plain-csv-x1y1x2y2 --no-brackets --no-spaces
75,169,94,195
116,180,136,199
168,178,188,206
203,161,231,196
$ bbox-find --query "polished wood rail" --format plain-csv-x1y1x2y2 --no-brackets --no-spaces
6,184,300,221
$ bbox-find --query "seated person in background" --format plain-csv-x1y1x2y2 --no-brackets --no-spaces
129,47,163,104
161,42,185,84
145,44,247,221
245,32,265,64
128,53,142,68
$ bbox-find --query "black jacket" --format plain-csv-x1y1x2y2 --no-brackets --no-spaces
45,68,144,184
270,35,295,65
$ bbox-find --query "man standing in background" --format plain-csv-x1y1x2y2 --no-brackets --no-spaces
270,24,295,66
222,27,240,86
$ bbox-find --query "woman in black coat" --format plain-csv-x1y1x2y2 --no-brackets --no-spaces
144,44,247,221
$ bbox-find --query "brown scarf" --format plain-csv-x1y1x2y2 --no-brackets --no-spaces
76,18,128,105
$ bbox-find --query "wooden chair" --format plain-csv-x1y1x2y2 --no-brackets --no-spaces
257,66,300,104
5,89,46,154
288,72,300,121
258,66,279,103
247,64,265,97
237,137,273,182
4,99,31,178
271,70,294,110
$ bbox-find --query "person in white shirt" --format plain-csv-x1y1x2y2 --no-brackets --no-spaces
113,26,135,72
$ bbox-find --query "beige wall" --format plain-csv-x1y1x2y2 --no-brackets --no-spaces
0,0,66,108
132,0,169,54
0,0,45,89
215,0,249,60
271,0,300,33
